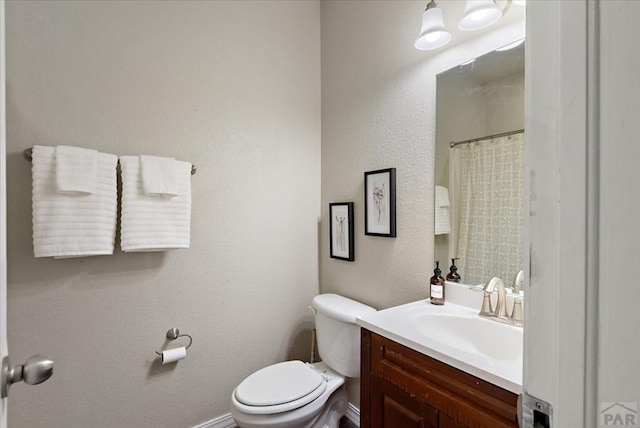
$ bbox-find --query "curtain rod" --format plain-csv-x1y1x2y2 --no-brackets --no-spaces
23,147,197,175
449,128,525,148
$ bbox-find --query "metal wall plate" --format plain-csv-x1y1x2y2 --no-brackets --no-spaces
520,391,553,428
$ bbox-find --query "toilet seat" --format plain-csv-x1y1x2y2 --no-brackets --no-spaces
233,361,327,415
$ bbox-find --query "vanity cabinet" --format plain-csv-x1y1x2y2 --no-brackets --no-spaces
361,329,518,428
369,376,439,427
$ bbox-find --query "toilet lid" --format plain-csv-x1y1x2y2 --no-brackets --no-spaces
235,361,324,407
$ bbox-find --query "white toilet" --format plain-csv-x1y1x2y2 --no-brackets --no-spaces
231,294,376,428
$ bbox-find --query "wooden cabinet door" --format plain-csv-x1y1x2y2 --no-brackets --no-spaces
370,377,438,428
439,413,466,428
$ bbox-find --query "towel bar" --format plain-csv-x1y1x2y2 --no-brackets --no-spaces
23,147,197,176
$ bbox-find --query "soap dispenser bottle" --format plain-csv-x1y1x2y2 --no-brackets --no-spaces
446,258,461,282
430,260,445,305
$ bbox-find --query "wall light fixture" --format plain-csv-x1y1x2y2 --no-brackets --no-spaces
415,0,518,51
415,0,452,51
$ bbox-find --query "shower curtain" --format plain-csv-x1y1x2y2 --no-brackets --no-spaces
450,133,525,285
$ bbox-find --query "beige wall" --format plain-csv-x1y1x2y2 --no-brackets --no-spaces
320,0,523,406
320,0,524,309
320,0,435,310
5,1,320,427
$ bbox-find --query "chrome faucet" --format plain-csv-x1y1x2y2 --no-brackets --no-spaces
480,277,523,326
512,270,525,294
511,296,524,325
480,277,505,317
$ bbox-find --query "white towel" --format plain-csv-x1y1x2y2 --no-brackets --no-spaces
31,145,118,258
119,156,191,252
55,145,98,194
435,185,450,207
435,206,451,235
140,155,179,198
434,186,451,235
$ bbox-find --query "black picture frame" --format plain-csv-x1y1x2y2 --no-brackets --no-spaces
329,202,355,261
364,168,396,237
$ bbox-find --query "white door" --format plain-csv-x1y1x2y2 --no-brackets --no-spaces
0,4,53,426
1,0,9,425
526,1,640,427
525,0,593,426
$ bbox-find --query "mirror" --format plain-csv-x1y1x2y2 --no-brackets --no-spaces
435,40,525,287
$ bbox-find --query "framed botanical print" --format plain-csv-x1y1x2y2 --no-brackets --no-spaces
329,202,355,261
364,168,396,237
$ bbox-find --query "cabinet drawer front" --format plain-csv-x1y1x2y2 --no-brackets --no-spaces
366,330,518,428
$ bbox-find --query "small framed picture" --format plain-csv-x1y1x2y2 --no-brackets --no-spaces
329,202,355,261
364,168,396,237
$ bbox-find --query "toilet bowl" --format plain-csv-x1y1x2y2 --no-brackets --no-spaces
230,294,376,428
231,361,347,428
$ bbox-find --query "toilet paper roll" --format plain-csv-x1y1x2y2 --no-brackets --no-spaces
161,346,187,365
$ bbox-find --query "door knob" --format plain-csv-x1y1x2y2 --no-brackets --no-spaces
1,355,54,398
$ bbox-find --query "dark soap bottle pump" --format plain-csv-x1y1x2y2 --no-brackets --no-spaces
447,258,461,283
430,260,445,305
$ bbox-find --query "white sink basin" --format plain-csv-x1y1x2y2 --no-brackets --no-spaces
413,312,523,363
357,300,523,393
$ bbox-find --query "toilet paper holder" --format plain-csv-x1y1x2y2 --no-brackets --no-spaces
155,328,193,356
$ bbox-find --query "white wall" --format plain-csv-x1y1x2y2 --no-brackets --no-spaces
5,1,320,427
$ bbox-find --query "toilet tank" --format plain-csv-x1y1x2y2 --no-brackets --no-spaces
311,294,376,378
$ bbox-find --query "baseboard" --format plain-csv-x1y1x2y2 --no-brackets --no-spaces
345,402,360,426
193,402,360,428
192,413,236,428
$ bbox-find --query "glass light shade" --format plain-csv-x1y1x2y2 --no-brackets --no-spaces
458,0,503,32
415,7,452,51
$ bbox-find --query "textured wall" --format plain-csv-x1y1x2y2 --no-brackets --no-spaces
320,0,524,406
320,0,435,310
5,1,320,427
320,0,524,309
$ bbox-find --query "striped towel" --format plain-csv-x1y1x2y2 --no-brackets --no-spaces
435,185,450,207
435,186,451,235
55,145,98,195
140,155,179,198
119,156,191,252
31,145,118,258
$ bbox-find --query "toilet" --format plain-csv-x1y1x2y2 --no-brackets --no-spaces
231,294,376,428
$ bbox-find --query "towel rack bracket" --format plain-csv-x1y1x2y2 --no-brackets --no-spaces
23,147,197,175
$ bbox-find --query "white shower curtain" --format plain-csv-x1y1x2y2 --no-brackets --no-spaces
451,133,525,285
